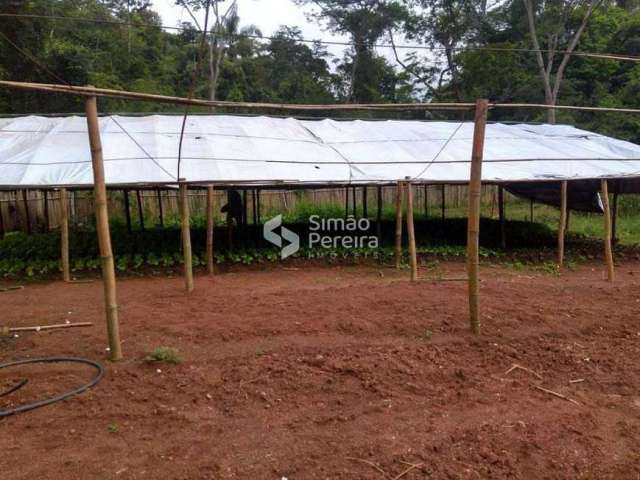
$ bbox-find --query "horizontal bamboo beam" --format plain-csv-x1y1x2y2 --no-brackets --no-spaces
2,81,640,114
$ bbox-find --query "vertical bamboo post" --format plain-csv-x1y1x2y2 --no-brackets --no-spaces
394,181,404,269
611,189,619,245
0,196,4,239
352,186,357,217
256,188,261,225
558,181,567,267
156,188,164,227
206,185,215,275
362,186,368,218
530,199,534,222
344,187,349,219
441,184,446,222
467,99,489,336
22,189,31,234
85,94,122,361
136,189,145,231
376,185,383,247
498,185,506,249
123,189,132,233
405,180,418,281
601,179,615,282
43,189,50,232
179,180,194,292
60,188,71,282
424,184,428,217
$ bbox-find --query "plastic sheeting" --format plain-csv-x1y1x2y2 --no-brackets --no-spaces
1,115,640,188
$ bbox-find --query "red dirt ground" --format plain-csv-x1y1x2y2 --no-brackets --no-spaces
1,261,640,479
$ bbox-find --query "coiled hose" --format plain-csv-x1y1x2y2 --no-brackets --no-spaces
0,357,104,418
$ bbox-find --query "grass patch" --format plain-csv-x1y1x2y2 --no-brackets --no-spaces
145,346,181,364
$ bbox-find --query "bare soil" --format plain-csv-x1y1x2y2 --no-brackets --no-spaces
1,261,640,479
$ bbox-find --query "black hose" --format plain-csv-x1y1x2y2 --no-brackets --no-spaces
0,357,104,418
0,378,28,398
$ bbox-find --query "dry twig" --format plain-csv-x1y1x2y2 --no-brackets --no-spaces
345,457,388,478
535,385,580,405
505,363,543,380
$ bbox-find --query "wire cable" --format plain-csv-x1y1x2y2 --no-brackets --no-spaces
0,13,638,63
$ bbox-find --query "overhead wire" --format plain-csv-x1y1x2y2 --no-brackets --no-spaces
0,12,639,63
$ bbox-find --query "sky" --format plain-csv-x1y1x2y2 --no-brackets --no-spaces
150,0,352,58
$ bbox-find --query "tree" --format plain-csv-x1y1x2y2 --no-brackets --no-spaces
295,0,406,102
522,0,604,123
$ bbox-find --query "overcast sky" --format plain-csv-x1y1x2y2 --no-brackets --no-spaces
150,0,351,58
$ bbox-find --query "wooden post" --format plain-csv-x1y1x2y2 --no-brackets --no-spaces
0,196,4,239
180,181,194,292
611,190,619,245
558,181,567,267
530,199,534,222
22,189,31,234
467,99,489,335
424,184,428,217
156,188,164,227
43,189,50,232
362,186,368,218
394,181,404,269
601,179,615,282
352,186,357,217
123,189,132,233
136,189,145,231
256,188,261,225
441,184,446,222
85,94,122,361
60,188,71,282
498,185,506,249
405,181,418,281
376,185,383,247
206,185,215,275
344,187,349,219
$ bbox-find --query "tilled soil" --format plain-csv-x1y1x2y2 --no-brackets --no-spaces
1,261,640,479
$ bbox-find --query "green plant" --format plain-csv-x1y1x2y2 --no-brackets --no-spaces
145,346,181,364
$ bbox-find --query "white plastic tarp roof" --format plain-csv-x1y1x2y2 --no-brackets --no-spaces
1,114,640,188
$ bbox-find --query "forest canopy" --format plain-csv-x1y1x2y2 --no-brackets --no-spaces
1,0,640,140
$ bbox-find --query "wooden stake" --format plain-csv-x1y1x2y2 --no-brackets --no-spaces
424,184,428,217
43,189,50,232
376,185,382,249
136,189,145,231
179,181,194,292
22,189,31,234
611,189,619,245
60,188,71,283
156,188,164,227
362,186,368,218
394,181,404,269
85,94,122,361
206,185,215,275
498,186,506,249
467,99,489,335
558,181,567,267
405,181,418,281
123,189,132,233
0,195,5,239
601,179,615,282
441,184,445,222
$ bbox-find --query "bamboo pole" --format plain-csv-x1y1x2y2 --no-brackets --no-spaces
123,189,132,233
467,99,489,336
376,185,383,247
136,189,145,231
558,181,568,267
424,184,428,217
206,185,215,275
394,181,404,269
85,94,122,361
156,188,164,227
405,181,418,281
441,184,446,222
611,189,619,245
22,189,31,234
0,198,4,239
362,186,368,218
180,181,194,292
601,179,615,282
5,81,640,115
43,189,50,231
60,187,71,282
498,186,506,249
